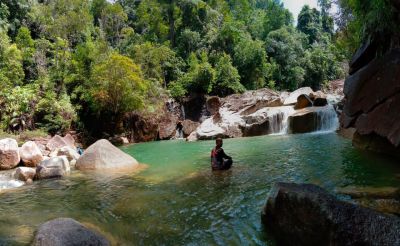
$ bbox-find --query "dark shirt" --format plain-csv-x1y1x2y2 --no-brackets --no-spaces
211,147,231,170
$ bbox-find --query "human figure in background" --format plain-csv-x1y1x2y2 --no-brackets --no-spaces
211,138,233,171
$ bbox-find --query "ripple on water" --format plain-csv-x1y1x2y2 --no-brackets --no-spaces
0,133,400,245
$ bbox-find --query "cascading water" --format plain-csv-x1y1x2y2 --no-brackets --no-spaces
175,128,184,139
313,105,339,133
181,105,186,120
269,106,296,135
267,104,339,135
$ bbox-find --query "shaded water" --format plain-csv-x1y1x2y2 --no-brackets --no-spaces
0,133,400,245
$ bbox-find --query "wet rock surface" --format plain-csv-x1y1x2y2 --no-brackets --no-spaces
33,218,110,246
262,182,400,246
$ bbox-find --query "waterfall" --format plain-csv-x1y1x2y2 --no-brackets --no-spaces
181,105,186,120
268,106,296,135
267,105,338,135
175,129,184,139
313,105,339,133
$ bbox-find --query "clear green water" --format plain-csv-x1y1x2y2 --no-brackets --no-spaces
0,133,399,245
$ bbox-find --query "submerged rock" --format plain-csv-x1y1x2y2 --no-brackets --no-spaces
0,138,20,170
14,167,36,182
337,186,400,199
36,156,70,180
357,198,400,216
76,139,139,170
33,218,110,246
20,141,43,167
262,182,400,246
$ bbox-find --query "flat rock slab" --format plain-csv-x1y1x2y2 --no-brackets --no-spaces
33,218,110,246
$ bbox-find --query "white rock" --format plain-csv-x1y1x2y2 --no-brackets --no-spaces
0,138,20,170
76,139,139,170
20,141,43,167
36,156,70,180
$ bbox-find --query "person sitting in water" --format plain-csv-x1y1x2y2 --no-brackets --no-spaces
211,138,233,171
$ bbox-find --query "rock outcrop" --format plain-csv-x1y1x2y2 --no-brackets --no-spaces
158,114,178,140
20,141,43,167
182,120,200,137
190,87,342,140
340,6,400,158
33,218,110,246
36,156,70,180
262,182,400,246
76,139,139,170
0,138,20,170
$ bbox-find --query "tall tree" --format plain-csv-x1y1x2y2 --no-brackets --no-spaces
297,5,323,45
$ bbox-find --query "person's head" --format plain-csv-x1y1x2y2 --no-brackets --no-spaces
216,138,223,148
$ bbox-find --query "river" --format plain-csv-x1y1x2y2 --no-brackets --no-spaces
0,133,399,245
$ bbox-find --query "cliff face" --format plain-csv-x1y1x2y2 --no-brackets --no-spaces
341,3,400,157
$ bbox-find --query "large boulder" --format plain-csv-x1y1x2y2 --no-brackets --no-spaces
33,218,110,246
76,139,139,170
158,114,178,140
288,108,318,133
0,138,20,170
182,120,200,137
262,182,400,246
294,94,313,110
14,167,36,182
125,112,159,142
206,96,221,115
63,134,75,147
289,106,338,134
46,135,74,152
20,141,43,167
283,87,314,105
50,146,80,162
36,156,70,180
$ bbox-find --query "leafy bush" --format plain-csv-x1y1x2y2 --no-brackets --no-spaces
34,91,76,135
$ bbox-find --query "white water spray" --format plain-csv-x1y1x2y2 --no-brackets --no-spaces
313,105,339,133
268,107,296,135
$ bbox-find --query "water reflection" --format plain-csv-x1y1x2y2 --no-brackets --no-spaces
0,133,399,245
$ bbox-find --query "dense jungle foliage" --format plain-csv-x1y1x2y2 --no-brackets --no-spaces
0,0,390,137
